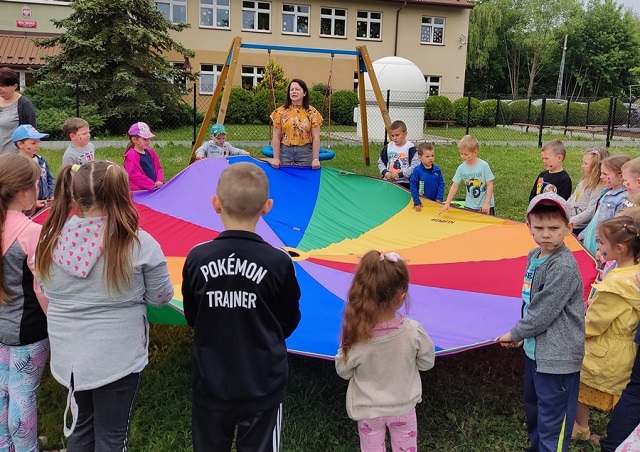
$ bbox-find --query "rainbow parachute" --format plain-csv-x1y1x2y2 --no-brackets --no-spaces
134,157,596,359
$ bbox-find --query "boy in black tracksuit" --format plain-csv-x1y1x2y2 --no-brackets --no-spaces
182,162,301,452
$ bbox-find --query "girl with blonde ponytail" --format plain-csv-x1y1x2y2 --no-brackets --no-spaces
36,160,173,450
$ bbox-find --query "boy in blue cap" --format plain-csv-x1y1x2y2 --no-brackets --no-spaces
194,123,250,160
12,124,54,209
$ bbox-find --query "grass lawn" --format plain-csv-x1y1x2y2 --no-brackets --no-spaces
36,141,640,451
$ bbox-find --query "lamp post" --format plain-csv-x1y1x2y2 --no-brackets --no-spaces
182,56,196,145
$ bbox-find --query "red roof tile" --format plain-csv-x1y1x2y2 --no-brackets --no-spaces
0,33,60,67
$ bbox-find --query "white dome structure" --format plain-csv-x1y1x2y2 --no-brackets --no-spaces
355,56,427,142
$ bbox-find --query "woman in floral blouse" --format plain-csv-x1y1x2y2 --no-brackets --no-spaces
270,78,323,170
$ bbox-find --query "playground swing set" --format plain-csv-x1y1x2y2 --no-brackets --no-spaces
190,36,393,166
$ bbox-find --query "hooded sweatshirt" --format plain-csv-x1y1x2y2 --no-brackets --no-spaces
41,215,173,391
0,210,48,346
581,263,640,395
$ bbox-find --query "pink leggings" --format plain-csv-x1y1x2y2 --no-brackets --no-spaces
357,409,418,452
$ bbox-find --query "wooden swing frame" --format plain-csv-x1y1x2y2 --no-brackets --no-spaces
190,36,392,166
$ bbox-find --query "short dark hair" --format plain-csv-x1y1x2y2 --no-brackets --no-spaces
0,67,20,87
390,120,407,132
417,142,434,156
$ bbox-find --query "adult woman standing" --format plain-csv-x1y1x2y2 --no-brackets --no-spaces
0,68,36,153
270,78,323,169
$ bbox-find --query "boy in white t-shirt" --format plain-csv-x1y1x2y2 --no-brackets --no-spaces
377,120,419,190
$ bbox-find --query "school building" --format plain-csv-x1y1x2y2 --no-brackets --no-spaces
0,0,472,98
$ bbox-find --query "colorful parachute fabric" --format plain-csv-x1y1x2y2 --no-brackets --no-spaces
134,156,597,359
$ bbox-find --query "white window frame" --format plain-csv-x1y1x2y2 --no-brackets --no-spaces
167,62,189,92
281,3,310,36
200,0,230,29
356,10,382,41
421,16,445,45
242,1,271,32
200,64,223,95
425,75,441,96
320,7,347,38
156,0,187,24
241,66,265,89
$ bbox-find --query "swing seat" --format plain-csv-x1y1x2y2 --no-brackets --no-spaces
261,145,335,161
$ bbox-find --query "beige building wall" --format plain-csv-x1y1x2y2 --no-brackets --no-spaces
0,1,69,34
170,0,470,97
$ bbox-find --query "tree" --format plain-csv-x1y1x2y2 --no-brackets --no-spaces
35,0,194,133
255,58,290,92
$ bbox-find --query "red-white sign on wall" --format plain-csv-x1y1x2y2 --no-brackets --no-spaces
22,7,32,18
16,20,37,28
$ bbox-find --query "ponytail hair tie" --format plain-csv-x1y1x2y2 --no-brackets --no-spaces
379,252,402,263
71,164,81,173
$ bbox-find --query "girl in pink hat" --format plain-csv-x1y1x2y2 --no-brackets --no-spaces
123,122,165,191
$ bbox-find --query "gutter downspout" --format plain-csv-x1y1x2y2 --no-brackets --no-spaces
394,1,407,56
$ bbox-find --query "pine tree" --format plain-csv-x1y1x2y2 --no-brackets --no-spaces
35,0,194,133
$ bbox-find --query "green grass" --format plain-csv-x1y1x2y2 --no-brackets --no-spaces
36,142,640,451
87,123,638,143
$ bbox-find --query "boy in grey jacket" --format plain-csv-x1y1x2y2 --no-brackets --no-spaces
194,123,249,160
497,192,585,452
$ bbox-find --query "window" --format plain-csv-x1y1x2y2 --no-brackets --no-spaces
425,76,441,96
241,66,265,89
167,62,189,92
421,17,445,44
353,71,359,92
200,0,229,28
356,10,381,40
282,4,309,35
242,1,271,32
156,0,187,23
200,64,223,94
320,7,346,38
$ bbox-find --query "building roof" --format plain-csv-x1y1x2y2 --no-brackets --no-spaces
389,0,475,9
0,33,59,67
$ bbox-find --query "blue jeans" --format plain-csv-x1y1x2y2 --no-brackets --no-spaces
523,357,580,452
280,144,313,165
66,372,142,452
600,348,640,452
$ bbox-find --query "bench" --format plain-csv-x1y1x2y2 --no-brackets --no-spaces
423,119,457,129
562,127,607,139
512,122,544,132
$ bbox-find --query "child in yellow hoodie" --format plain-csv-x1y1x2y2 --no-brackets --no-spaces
573,215,640,442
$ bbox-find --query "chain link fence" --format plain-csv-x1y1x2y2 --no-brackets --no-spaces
25,79,640,148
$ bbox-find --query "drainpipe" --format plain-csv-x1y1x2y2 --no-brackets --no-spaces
394,1,407,56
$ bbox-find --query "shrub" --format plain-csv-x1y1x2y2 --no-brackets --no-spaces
330,90,359,125
216,87,256,124
566,102,588,126
452,96,482,127
509,100,532,124
477,100,497,127
37,105,105,140
541,102,565,126
254,89,286,124
588,99,610,125
496,101,512,125
424,96,454,121
309,90,325,115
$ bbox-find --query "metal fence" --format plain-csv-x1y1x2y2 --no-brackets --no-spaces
27,79,640,148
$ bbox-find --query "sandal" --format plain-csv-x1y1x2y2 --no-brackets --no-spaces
572,422,591,441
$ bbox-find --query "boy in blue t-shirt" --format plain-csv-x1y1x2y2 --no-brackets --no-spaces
439,134,495,215
497,192,585,452
410,142,445,211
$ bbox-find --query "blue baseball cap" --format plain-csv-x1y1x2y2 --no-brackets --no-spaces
11,124,49,142
210,123,227,136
